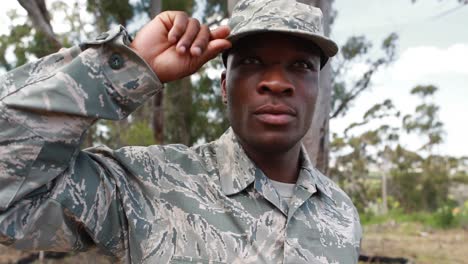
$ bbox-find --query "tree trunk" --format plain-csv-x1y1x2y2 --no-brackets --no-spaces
301,0,333,174
17,0,62,50
164,77,192,145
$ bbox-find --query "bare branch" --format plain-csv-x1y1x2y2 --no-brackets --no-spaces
17,0,62,50
330,59,385,119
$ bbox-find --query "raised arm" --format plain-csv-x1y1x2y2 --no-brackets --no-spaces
0,11,230,258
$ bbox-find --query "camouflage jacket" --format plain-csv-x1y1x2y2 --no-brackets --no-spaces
0,26,362,264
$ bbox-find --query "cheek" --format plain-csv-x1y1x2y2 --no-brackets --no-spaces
226,73,255,106
298,78,319,104
225,77,245,121
297,79,319,123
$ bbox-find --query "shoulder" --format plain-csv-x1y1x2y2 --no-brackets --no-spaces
312,168,363,243
86,142,219,176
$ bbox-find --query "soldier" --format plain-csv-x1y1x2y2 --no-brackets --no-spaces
0,0,361,263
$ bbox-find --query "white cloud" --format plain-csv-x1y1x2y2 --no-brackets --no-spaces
333,43,468,157
387,44,468,81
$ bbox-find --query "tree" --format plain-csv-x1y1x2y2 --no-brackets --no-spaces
330,84,456,213
301,0,335,174
329,99,400,212
403,85,444,153
17,0,62,51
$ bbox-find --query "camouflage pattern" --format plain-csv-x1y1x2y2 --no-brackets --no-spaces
228,0,339,59
0,26,361,263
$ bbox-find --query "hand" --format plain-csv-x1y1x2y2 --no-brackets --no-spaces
130,11,231,83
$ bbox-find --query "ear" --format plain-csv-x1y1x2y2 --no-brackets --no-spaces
221,70,228,104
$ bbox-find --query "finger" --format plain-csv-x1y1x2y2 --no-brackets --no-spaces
190,25,210,57
199,39,232,63
176,18,201,54
167,12,189,44
210,25,231,40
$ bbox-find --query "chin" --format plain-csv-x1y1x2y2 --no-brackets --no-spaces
244,132,302,154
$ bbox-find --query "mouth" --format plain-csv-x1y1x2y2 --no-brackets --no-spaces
253,104,297,125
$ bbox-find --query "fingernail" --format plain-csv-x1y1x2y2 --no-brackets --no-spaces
192,47,202,56
178,46,186,53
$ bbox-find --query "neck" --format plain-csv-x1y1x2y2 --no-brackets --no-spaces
241,142,302,184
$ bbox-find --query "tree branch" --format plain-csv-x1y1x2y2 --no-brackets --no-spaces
330,59,385,119
18,0,62,50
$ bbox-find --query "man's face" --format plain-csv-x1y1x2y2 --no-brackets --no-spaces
222,32,321,154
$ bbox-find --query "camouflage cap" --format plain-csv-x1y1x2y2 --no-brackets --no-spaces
223,0,339,68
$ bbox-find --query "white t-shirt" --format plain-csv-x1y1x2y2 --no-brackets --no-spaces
270,179,295,205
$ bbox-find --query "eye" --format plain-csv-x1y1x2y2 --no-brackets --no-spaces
240,57,261,65
292,60,317,71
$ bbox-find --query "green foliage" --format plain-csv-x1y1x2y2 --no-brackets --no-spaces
203,0,228,23
162,0,194,12
0,22,63,70
189,60,230,144
330,99,401,211
29,30,62,58
361,200,468,229
87,0,134,28
411,84,438,98
164,77,193,145
381,32,398,62
331,86,461,215
331,33,399,119
360,208,430,226
0,13,32,70
162,59,229,146
403,85,444,152
0,1,99,70
452,157,468,183
340,36,371,61
121,121,156,146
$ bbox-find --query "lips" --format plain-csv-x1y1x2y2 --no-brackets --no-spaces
253,104,297,125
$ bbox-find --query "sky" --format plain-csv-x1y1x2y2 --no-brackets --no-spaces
0,0,467,157
331,0,468,157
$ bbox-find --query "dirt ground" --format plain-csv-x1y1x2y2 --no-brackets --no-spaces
361,222,468,264
1,222,466,264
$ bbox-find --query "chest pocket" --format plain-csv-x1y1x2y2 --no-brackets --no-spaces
170,256,227,264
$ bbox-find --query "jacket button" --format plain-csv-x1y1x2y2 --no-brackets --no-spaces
96,33,109,40
109,53,124,70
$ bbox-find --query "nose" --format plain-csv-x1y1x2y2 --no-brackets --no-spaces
256,65,294,96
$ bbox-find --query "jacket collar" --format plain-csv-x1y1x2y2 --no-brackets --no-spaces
298,145,336,205
215,128,256,195
215,128,335,204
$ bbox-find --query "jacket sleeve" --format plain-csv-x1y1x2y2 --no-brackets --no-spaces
0,26,162,258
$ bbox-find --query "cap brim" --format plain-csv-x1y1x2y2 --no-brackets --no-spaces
227,28,339,59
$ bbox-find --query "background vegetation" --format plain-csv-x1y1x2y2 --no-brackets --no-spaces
0,0,467,263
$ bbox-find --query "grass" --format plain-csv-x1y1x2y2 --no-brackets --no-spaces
361,222,467,264
360,204,468,263
361,203,468,229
